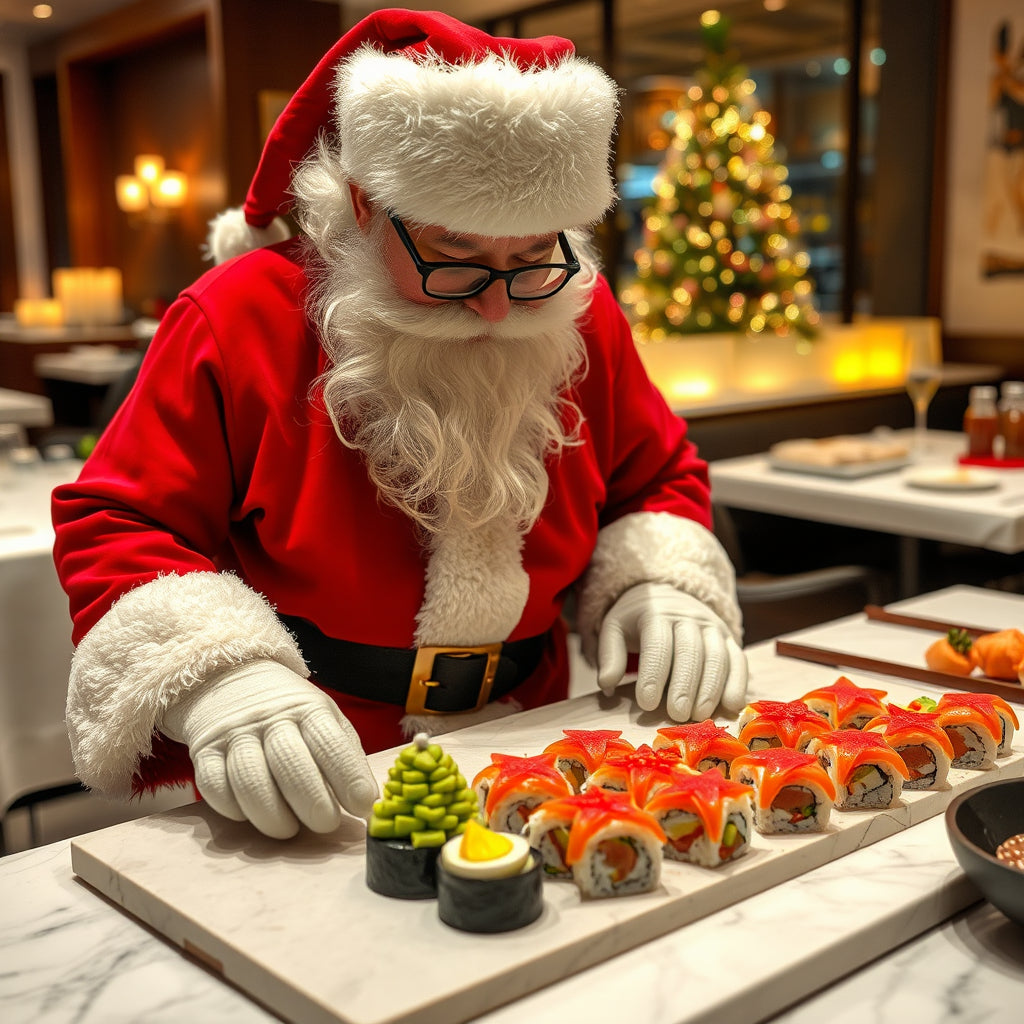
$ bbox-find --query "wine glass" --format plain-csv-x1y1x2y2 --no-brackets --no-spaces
904,320,943,456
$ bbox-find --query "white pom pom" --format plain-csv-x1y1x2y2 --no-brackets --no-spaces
204,208,292,264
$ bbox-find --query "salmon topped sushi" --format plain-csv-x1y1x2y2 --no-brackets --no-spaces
471,753,573,833
586,744,690,805
935,692,1018,758
806,729,909,810
653,720,749,777
542,729,636,792
863,705,955,790
731,748,836,833
524,787,665,898
644,770,755,866
738,700,833,751
799,676,888,730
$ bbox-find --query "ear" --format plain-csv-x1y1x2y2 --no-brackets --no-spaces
349,181,373,231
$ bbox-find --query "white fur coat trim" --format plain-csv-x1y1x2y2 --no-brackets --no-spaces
335,47,618,236
66,571,307,799
575,511,742,661
415,518,529,647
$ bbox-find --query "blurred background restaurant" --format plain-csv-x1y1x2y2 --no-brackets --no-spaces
1,0,1023,848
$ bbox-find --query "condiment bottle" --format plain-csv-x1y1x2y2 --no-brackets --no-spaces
1000,381,1024,459
964,385,999,458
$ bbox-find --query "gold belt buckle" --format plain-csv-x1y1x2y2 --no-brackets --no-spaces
406,642,503,715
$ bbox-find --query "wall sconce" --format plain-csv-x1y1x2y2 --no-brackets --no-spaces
115,154,187,213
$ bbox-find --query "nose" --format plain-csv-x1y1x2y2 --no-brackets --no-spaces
463,280,512,323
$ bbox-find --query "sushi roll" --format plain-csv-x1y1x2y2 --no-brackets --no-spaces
560,788,665,898
799,676,888,729
737,700,833,751
652,719,748,776
805,729,909,810
542,729,636,792
436,820,544,933
585,744,688,805
644,770,755,867
731,748,836,834
471,752,573,833
863,705,955,790
523,787,627,878
365,733,480,899
935,692,1019,759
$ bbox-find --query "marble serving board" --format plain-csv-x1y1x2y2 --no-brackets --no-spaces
69,657,1024,1024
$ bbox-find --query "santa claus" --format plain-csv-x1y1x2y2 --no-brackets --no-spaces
52,8,746,840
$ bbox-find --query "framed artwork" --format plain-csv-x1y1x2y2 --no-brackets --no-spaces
940,0,1024,339
258,89,292,143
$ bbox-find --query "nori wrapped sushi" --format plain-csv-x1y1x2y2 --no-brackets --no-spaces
365,733,479,899
436,822,544,932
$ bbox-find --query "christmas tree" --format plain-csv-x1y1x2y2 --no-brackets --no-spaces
620,10,820,341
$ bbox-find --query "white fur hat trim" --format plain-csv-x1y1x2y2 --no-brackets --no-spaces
205,208,293,265
336,47,619,236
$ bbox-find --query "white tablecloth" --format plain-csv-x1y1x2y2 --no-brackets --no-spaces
0,460,82,812
709,429,1024,553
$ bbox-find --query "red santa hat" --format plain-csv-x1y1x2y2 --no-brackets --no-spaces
208,7,619,263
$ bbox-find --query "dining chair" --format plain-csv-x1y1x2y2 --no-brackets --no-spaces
712,503,893,646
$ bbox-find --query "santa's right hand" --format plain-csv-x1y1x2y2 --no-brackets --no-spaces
159,659,378,839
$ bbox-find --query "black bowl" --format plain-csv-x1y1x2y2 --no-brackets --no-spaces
945,778,1024,927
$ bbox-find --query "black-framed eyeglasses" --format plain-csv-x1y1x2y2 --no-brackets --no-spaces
388,213,580,301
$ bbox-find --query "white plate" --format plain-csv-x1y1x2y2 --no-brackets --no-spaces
904,467,1001,491
769,454,911,479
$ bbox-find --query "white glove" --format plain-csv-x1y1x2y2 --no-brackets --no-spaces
596,583,748,722
160,659,378,839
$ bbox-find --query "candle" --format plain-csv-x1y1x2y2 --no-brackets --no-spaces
14,298,64,327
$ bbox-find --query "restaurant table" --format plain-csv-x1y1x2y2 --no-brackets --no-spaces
709,428,1024,597
0,458,81,823
3,585,1023,1024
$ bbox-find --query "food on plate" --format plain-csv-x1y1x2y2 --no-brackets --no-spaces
436,819,544,932
542,729,636,792
524,787,665,898
652,719,749,776
969,628,1024,681
924,629,974,677
737,700,833,751
585,743,690,805
730,748,836,834
806,729,909,810
365,733,480,899
799,676,888,729
863,706,955,790
471,752,573,833
643,770,755,866
769,435,909,467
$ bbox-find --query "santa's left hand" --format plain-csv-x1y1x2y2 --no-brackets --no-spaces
596,583,747,722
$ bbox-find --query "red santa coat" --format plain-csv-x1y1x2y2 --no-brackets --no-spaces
52,240,738,798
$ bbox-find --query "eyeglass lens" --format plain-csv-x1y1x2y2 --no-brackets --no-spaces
426,260,571,299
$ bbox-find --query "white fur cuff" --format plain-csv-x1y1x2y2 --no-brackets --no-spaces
575,511,742,656
66,571,307,798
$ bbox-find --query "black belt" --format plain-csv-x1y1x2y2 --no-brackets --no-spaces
279,615,548,715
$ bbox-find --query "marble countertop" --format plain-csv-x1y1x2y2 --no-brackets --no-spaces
4,587,1024,1023
3,803,1019,1024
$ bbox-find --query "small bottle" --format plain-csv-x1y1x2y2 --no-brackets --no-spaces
964,385,999,458
1000,381,1024,460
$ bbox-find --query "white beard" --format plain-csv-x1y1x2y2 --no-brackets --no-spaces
302,216,594,539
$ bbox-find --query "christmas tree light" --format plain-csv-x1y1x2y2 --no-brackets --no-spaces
621,10,820,343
